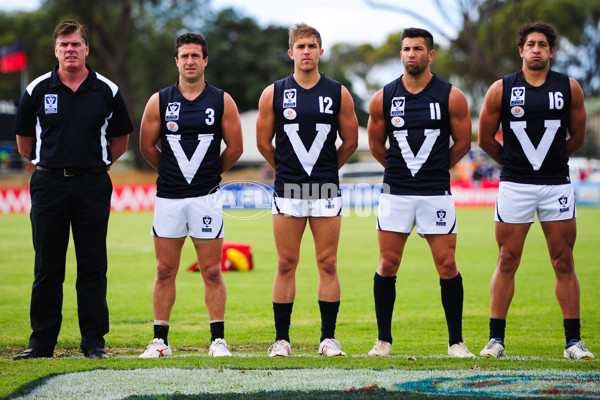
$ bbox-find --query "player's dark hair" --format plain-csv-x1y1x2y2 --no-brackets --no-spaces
401,27,434,51
516,22,557,50
54,20,89,46
289,23,322,50
174,32,208,58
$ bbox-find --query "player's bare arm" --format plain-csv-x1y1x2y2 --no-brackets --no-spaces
477,79,503,164
220,92,243,172
139,92,162,171
336,86,359,169
256,84,277,170
566,78,586,156
367,89,388,168
448,86,471,169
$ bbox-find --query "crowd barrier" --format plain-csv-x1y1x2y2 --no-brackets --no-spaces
1,181,599,214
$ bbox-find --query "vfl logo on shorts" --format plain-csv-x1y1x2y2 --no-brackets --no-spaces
510,87,525,106
165,102,181,121
202,215,213,232
44,95,58,114
436,209,447,226
558,196,569,213
283,89,297,108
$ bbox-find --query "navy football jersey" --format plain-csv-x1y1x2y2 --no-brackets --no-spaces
272,73,342,199
382,74,453,195
157,82,224,198
499,70,571,184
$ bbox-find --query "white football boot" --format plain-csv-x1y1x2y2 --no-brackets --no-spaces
209,338,232,357
139,338,172,358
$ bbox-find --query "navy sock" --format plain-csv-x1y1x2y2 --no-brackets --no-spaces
210,321,225,342
273,302,293,342
319,300,340,342
440,273,464,346
154,324,169,346
489,318,506,342
564,318,581,347
373,272,396,344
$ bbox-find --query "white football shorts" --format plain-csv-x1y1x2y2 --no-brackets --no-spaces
495,181,576,223
152,191,224,239
376,193,457,236
272,196,343,217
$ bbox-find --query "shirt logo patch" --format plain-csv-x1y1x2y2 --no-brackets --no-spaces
511,106,525,118
391,117,404,128
166,121,179,132
510,87,525,106
44,95,58,114
283,108,297,120
165,102,181,121
283,89,297,108
390,97,405,116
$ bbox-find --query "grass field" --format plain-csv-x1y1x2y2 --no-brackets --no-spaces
1,207,599,398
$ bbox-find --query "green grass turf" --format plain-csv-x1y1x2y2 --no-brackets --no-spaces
0,208,598,397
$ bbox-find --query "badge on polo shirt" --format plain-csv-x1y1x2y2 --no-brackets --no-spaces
44,95,58,114
165,102,181,121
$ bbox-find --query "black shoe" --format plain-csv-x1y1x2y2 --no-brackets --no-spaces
13,348,53,360
85,347,109,359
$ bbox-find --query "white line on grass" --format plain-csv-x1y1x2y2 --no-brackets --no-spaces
11,368,600,400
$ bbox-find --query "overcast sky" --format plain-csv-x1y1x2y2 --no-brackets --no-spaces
0,0,453,53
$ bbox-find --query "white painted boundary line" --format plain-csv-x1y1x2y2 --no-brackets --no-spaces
12,368,600,400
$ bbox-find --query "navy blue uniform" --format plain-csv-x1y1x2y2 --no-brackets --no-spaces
272,73,341,199
499,69,571,184
382,74,453,195
156,82,224,198
13,65,132,354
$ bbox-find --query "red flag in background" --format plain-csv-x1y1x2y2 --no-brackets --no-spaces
1,42,27,73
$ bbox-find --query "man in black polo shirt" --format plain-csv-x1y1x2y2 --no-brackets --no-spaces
12,20,133,360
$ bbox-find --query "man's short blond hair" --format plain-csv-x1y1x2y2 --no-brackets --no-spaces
288,23,322,50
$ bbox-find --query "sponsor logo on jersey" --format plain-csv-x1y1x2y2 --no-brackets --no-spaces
283,108,297,120
166,121,179,132
165,102,181,121
44,95,58,114
202,215,213,232
390,97,405,116
436,209,447,226
510,87,525,106
558,195,569,213
391,117,404,128
511,106,525,118
283,89,297,108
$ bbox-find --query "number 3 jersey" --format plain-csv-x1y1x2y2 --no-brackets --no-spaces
382,74,453,196
272,73,341,199
500,70,571,184
157,82,224,198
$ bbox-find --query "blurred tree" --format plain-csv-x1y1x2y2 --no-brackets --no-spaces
0,0,210,168
201,8,290,113
333,0,600,108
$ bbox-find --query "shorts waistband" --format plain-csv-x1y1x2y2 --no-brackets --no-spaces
36,165,109,177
